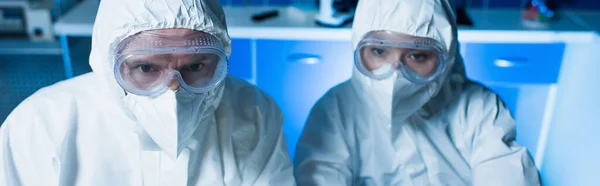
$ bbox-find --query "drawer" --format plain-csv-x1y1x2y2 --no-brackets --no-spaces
228,38,253,81
463,43,565,84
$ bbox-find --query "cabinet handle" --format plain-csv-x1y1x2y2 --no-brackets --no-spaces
494,57,528,67
288,54,322,65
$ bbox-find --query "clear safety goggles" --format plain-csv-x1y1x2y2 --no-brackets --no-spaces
114,31,228,96
354,31,446,83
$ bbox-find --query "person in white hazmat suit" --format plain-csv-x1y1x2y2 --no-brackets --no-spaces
0,0,294,185
293,0,541,185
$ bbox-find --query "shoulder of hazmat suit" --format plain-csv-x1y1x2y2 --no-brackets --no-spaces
0,0,294,185
293,0,540,185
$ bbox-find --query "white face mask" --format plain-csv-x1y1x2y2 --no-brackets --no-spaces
124,89,208,159
356,68,432,121
391,76,431,120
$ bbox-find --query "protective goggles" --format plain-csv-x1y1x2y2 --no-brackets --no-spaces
114,31,227,96
354,31,446,83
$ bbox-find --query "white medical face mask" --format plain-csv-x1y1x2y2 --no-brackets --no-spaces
124,89,208,159
361,69,430,121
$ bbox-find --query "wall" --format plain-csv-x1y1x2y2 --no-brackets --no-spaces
218,0,600,9
0,38,92,122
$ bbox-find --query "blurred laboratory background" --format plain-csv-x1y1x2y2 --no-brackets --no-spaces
0,0,599,185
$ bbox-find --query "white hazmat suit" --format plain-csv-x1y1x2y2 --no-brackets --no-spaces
0,0,294,185
293,0,541,185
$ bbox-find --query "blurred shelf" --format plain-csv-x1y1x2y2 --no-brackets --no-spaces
0,39,62,55
53,0,599,42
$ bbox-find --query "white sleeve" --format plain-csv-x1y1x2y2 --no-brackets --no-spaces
465,88,541,186
0,124,19,186
0,97,60,186
0,127,4,185
294,94,353,185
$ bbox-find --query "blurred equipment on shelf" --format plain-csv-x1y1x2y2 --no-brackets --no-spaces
455,0,474,26
0,0,79,41
315,0,357,27
522,0,559,29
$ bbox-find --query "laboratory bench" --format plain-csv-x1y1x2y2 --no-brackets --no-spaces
1,0,600,180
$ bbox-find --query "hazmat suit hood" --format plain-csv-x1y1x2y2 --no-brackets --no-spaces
350,0,468,120
89,0,231,104
89,0,232,158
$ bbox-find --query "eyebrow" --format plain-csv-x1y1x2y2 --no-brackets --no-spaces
124,59,151,65
177,54,215,65
125,55,168,64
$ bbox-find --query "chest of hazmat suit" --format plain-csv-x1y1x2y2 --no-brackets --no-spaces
293,0,541,185
0,0,294,185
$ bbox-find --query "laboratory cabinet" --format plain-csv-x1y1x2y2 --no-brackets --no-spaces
463,43,565,84
462,42,565,115
255,39,354,158
462,42,566,160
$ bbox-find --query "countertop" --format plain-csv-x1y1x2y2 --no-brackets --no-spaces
53,0,599,43
564,10,600,32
